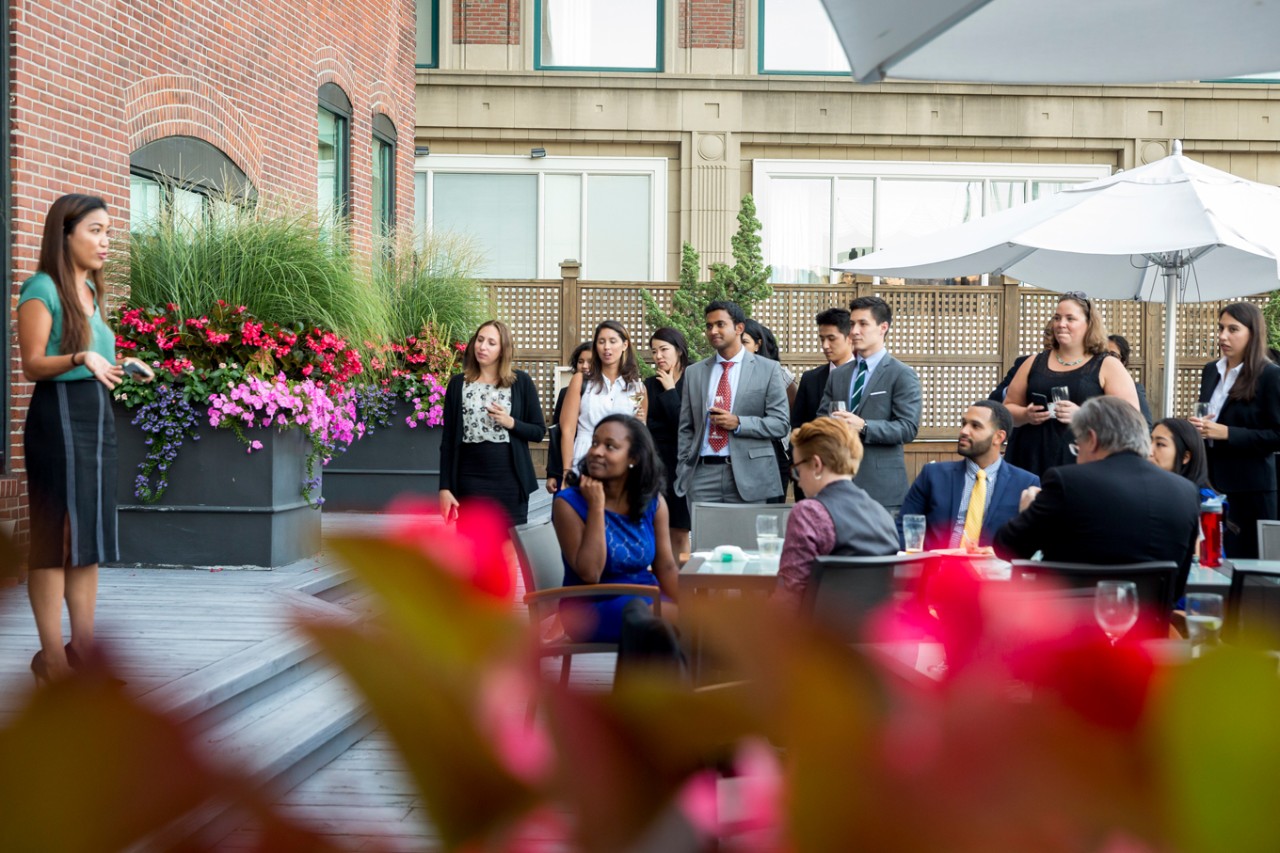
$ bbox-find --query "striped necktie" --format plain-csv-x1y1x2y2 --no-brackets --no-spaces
848,359,868,410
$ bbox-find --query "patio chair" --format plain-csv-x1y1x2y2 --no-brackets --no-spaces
690,502,792,552
510,521,662,688
1010,560,1178,640
1256,520,1280,560
1225,566,1280,645
802,553,935,643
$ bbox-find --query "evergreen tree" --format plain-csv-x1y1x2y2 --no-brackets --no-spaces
640,195,773,363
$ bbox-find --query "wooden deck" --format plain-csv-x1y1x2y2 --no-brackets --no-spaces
0,492,619,850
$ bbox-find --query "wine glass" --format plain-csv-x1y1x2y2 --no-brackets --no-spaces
1095,581,1139,645
1194,402,1212,420
628,383,645,416
1185,592,1224,657
712,392,728,413
1049,386,1069,417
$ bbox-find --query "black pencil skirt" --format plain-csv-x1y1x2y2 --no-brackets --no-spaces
455,440,529,526
24,380,118,569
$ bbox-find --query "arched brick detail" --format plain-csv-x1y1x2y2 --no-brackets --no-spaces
314,47,359,99
124,75,264,189
368,80,398,127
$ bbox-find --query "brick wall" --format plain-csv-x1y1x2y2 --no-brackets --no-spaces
679,0,745,50
3,0,418,545
453,0,520,45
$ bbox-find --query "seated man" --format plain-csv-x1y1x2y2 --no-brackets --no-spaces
994,396,1201,600
898,400,1039,551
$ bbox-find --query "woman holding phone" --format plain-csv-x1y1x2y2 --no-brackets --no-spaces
1190,302,1280,558
1003,291,1139,478
439,320,546,525
17,194,153,684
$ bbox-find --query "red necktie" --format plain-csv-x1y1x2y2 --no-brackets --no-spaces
708,361,733,452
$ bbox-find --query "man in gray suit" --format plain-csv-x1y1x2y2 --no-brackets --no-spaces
676,300,791,506
817,296,921,515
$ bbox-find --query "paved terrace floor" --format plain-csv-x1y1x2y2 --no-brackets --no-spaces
0,492,616,850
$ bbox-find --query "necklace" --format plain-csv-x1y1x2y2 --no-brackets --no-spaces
1055,353,1087,367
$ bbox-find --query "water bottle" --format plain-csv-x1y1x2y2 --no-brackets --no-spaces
1199,497,1224,569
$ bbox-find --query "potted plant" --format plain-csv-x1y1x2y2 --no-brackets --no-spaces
110,200,377,567
321,233,482,510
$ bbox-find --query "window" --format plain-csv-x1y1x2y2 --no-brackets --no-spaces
753,160,1112,283
416,0,438,68
536,0,663,72
415,155,668,280
318,83,351,233
759,0,850,75
372,114,397,242
128,136,254,233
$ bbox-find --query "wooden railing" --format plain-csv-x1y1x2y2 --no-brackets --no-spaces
486,262,1269,441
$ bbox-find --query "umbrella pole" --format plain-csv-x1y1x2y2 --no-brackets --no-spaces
1162,264,1182,418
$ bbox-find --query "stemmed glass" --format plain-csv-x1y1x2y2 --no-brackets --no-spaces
1049,386,1070,417
1095,581,1139,645
1185,592,1224,657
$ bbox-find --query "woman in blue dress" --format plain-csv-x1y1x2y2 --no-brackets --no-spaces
552,413,679,643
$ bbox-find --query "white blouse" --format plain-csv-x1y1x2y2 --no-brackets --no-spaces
570,375,644,469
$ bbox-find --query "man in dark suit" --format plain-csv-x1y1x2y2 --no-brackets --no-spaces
899,400,1040,551
995,396,1201,596
791,307,855,499
817,296,922,516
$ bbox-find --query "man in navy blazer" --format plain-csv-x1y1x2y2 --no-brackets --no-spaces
898,400,1039,551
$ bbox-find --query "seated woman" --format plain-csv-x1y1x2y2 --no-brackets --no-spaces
773,417,900,610
1150,417,1219,502
552,414,679,643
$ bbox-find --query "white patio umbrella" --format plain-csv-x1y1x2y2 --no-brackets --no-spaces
819,0,1280,84
834,145,1280,415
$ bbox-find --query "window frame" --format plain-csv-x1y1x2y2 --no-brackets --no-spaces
372,113,398,241
415,0,439,69
128,136,256,232
318,83,352,231
752,159,1113,283
757,0,851,76
533,0,665,73
415,154,668,281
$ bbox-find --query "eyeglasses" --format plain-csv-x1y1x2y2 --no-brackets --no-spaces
1068,442,1079,457
790,457,810,482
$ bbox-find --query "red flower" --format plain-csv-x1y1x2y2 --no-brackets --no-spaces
386,496,515,601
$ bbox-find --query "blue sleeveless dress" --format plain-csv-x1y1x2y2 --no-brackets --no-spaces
556,486,660,643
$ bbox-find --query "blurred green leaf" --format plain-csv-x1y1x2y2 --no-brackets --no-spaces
1153,647,1280,853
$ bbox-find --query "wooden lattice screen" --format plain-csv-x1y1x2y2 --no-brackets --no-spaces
482,269,1271,440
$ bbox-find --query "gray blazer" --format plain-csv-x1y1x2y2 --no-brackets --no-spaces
675,349,791,501
817,352,922,510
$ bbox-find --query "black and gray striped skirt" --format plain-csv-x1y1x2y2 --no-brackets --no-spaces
24,380,118,569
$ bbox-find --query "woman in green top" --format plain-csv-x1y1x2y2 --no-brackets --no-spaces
16,194,151,685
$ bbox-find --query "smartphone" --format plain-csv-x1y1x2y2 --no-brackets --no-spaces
123,360,154,380
1029,392,1049,408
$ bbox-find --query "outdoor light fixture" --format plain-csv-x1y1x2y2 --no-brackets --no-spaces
415,145,430,156
530,147,547,159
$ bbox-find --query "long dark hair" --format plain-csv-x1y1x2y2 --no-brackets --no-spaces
38,194,109,353
588,320,640,392
742,319,781,361
578,413,663,523
1154,417,1213,491
649,326,689,372
1220,302,1271,403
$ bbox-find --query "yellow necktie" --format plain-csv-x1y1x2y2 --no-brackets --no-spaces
962,469,987,549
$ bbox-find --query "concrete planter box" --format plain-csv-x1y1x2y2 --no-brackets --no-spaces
321,419,442,511
112,403,321,568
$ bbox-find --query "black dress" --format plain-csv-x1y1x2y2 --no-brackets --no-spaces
644,374,690,530
1006,351,1108,478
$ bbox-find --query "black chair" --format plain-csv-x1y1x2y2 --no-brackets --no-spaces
1226,567,1280,645
802,553,935,643
1010,560,1178,639
1256,520,1280,561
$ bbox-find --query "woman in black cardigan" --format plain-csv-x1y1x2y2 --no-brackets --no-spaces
439,320,545,525
645,327,690,558
1191,302,1280,558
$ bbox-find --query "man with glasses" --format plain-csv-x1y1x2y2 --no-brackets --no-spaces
897,401,1039,552
994,397,1200,599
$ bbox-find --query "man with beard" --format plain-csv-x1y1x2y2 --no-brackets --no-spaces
897,400,1039,551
